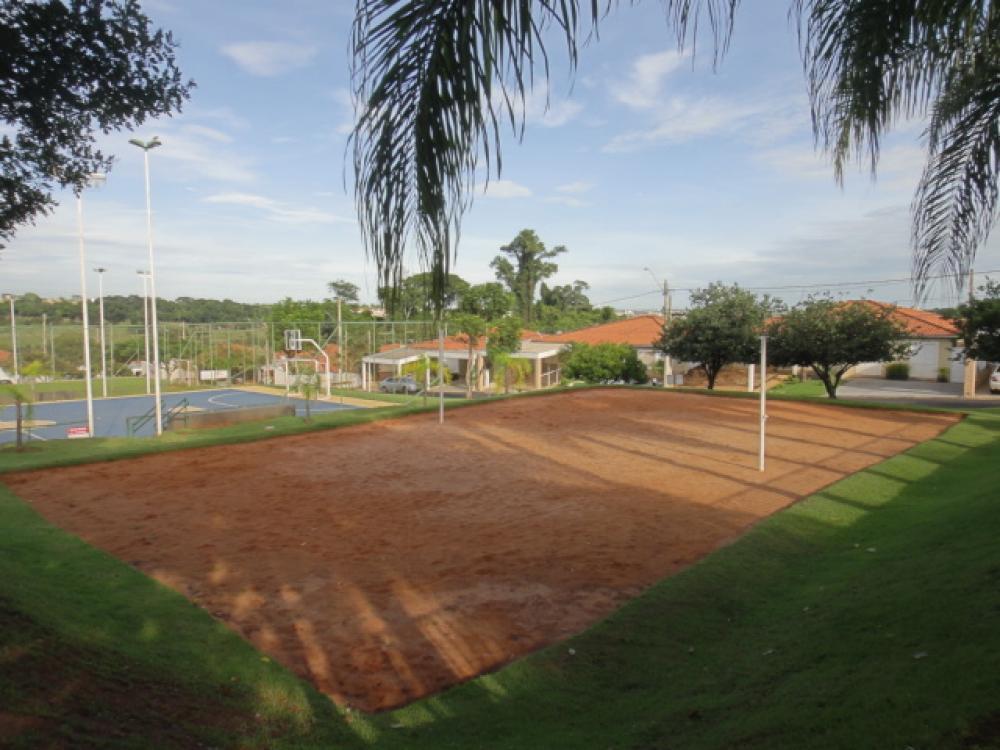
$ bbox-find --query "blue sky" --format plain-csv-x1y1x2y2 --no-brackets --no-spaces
4,0,999,311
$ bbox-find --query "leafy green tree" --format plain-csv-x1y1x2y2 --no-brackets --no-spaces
458,283,513,321
485,316,524,393
767,299,910,398
1,0,193,246
562,343,648,384
379,272,469,319
327,279,360,303
451,312,488,397
0,383,33,450
351,1,998,308
657,283,777,390
539,280,592,312
486,316,523,358
952,280,1000,362
490,230,565,325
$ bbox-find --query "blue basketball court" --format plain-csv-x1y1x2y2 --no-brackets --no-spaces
0,388,358,444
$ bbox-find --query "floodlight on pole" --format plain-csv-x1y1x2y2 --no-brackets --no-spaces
77,172,106,437
130,136,163,434
94,267,108,397
137,270,151,393
3,294,18,383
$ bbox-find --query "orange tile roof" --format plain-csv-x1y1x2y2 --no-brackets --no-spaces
860,301,959,338
538,315,665,347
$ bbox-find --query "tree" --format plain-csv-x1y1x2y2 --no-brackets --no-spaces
767,299,910,398
490,229,565,325
952,280,1000,362
539,280,592,312
379,272,469,319
657,283,776,390
485,316,524,394
562,343,648,384
458,283,513,321
451,312,488,397
1,0,193,246
351,1,999,308
0,383,33,450
327,279,360,303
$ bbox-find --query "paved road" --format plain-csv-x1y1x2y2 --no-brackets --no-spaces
0,388,357,444
838,378,1000,410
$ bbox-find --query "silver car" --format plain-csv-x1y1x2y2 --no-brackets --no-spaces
380,375,421,394
990,364,1000,394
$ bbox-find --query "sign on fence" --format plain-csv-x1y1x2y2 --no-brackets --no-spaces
66,426,91,439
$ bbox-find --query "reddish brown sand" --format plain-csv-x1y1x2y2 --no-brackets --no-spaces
4,390,957,712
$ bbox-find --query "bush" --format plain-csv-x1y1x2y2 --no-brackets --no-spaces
885,362,910,380
937,367,950,383
562,343,648,384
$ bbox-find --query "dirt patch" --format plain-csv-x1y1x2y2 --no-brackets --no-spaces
4,390,957,712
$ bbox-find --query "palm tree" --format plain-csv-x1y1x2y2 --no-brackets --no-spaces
351,1,998,308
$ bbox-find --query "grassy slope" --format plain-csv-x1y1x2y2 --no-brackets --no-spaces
1,398,999,748
2,377,208,400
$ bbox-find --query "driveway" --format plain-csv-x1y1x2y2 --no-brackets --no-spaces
838,377,1000,409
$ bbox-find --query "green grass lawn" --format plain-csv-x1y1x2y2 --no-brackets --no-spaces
1,376,210,402
768,377,829,398
1,397,999,748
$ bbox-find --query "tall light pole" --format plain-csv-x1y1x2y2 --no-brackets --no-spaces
94,267,108,397
77,173,106,437
137,270,151,394
4,295,17,383
130,136,163,434
644,267,672,387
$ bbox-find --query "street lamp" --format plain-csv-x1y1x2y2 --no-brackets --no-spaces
77,173,106,436
94,267,108,397
129,136,163,435
3,294,17,383
137,270,151,394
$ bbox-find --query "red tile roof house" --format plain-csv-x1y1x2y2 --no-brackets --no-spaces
531,314,673,381
848,302,962,382
360,332,563,392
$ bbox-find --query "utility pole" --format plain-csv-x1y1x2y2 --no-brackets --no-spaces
969,268,975,304
644,268,672,387
42,313,47,358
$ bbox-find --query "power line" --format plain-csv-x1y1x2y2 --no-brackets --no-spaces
595,268,999,308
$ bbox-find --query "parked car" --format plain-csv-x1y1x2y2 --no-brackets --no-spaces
990,364,1000,394
380,376,421,394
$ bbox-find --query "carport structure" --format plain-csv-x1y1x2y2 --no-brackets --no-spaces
360,346,424,391
360,337,564,391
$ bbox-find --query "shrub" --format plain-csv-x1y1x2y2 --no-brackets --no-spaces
937,367,950,383
885,362,910,380
562,343,648,384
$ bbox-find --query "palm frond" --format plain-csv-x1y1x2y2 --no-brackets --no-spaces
350,0,738,312
793,0,988,180
912,37,1000,301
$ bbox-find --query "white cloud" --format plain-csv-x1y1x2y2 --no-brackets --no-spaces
613,50,688,110
490,84,583,129
555,180,595,194
203,192,353,224
603,93,807,153
544,195,590,208
142,129,257,183
482,179,532,199
221,41,318,77
180,124,233,144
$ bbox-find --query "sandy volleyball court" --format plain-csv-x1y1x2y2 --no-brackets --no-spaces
3,390,957,711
